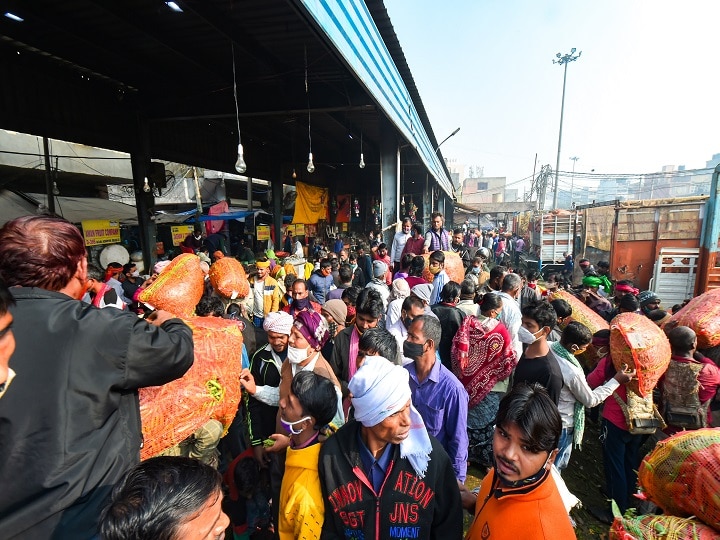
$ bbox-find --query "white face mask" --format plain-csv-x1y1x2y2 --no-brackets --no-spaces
280,415,312,435
287,345,310,365
518,326,541,344
0,368,15,400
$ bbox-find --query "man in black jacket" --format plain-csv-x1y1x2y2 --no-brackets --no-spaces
0,216,195,540
319,355,462,539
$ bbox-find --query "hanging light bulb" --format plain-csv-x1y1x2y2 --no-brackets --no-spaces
52,181,60,196
359,153,366,169
307,152,315,173
359,131,365,169
235,144,247,174
292,169,297,179
401,195,405,206
143,177,151,193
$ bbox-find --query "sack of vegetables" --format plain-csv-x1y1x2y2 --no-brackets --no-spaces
421,250,466,285
209,256,250,300
139,253,205,318
610,512,719,540
637,428,720,532
669,288,720,350
610,312,671,397
139,315,244,459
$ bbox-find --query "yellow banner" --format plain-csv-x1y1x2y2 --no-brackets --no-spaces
82,220,121,246
341,222,348,231
256,225,270,241
171,225,194,246
294,223,305,236
292,181,328,224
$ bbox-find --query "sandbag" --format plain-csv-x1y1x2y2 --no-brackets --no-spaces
669,288,720,350
209,257,250,300
421,251,465,284
138,254,204,317
139,315,244,459
549,289,609,369
610,513,719,540
610,312,671,397
638,428,720,531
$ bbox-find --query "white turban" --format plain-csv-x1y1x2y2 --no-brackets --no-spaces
411,283,432,304
350,356,432,477
263,311,293,335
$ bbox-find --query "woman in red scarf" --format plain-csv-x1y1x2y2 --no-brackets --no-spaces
451,292,517,469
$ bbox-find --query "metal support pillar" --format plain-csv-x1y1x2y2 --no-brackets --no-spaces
272,175,284,252
42,137,56,214
247,176,253,211
130,117,157,273
379,116,399,246
423,173,432,233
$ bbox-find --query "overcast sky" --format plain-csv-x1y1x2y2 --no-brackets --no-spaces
385,0,720,193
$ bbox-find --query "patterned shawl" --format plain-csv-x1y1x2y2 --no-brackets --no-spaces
451,315,517,408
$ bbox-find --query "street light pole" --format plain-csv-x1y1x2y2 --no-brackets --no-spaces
569,156,579,207
434,127,461,155
552,48,582,209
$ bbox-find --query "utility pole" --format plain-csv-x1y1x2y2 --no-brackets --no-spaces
569,156,579,208
552,48,582,209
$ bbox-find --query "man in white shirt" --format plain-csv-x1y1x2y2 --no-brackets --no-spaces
497,273,523,360
387,296,426,361
390,218,412,273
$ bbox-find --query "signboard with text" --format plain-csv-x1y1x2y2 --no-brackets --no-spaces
171,225,194,246
82,220,121,246
256,225,270,241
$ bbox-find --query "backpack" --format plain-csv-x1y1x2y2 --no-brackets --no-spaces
613,390,666,435
661,360,711,429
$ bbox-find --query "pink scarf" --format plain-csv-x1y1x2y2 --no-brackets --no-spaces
348,326,361,380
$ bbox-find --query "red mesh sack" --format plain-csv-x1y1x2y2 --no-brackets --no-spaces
139,254,204,317
549,290,609,369
638,428,720,531
139,316,244,459
669,288,720,350
421,251,465,284
209,257,250,300
610,514,719,539
610,312,671,397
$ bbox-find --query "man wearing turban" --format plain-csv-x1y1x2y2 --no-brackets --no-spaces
318,356,462,539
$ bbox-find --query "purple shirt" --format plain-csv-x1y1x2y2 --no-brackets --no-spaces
406,359,469,481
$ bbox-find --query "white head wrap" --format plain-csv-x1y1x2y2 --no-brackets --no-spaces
411,283,432,304
263,311,293,335
350,356,432,477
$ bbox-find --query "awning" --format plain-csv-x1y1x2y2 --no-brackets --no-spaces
0,190,139,226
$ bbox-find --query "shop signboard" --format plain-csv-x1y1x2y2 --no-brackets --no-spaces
256,225,270,241
82,219,121,246
171,225,194,246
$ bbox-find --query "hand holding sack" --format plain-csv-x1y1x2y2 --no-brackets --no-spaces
668,288,720,349
610,312,671,397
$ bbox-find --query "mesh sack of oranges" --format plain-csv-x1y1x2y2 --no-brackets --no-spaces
139,253,205,318
669,288,720,350
209,257,250,300
139,315,244,459
637,428,720,532
610,512,718,540
421,251,466,285
610,312,671,397
549,290,609,369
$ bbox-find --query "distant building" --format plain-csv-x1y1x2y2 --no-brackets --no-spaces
459,176,508,204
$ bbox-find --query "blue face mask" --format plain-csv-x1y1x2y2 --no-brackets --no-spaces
471,266,481,274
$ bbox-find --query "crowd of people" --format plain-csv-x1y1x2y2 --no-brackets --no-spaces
1,212,718,540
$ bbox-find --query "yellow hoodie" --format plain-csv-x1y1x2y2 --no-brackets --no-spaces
279,442,324,540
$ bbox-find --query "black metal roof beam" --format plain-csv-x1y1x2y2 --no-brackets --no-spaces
149,104,376,123
83,0,228,87
180,0,291,79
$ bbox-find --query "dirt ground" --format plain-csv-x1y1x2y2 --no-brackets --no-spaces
462,415,660,539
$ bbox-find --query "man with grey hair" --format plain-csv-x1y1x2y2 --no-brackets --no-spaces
403,315,469,482
498,273,523,361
